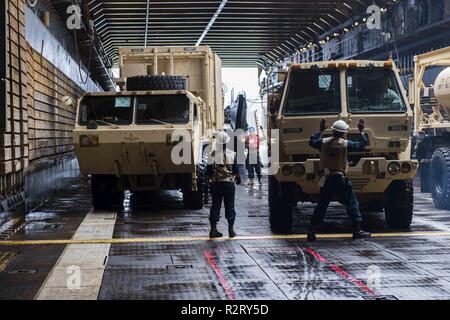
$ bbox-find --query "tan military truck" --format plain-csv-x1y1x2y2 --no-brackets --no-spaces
72,46,223,210
411,46,450,210
267,60,419,232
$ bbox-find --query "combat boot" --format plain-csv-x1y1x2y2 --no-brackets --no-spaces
228,220,236,238
307,225,317,242
209,223,223,238
307,231,317,242
352,224,371,239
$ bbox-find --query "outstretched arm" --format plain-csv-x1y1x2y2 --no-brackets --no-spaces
347,119,367,152
347,133,367,152
309,132,324,150
309,119,328,150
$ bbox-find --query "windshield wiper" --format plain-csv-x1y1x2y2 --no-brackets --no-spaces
95,120,120,129
148,118,174,127
355,63,374,96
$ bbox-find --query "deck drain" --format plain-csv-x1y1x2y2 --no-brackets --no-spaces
0,252,16,272
43,223,63,230
364,295,398,300
8,269,37,275
166,264,193,270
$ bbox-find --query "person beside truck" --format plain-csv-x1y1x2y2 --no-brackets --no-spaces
307,119,371,241
206,131,242,238
245,127,263,186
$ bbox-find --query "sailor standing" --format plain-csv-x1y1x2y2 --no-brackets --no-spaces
307,119,371,241
206,131,241,238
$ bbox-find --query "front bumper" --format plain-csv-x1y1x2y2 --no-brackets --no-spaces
275,158,419,194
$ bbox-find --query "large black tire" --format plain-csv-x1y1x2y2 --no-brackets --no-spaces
126,75,187,91
91,175,118,211
268,176,296,233
183,160,207,210
384,179,414,229
430,147,450,209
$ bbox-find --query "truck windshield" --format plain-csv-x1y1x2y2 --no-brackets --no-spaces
79,96,133,125
283,68,341,115
347,69,407,113
136,95,190,124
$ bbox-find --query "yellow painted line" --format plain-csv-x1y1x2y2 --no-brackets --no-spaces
1,231,450,246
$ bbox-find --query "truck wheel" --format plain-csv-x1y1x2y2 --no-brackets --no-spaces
384,180,414,229
430,148,450,209
91,175,115,211
183,161,207,210
268,176,296,233
126,75,187,91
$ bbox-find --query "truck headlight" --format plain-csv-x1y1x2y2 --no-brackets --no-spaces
79,135,99,147
401,162,411,173
293,164,305,176
388,162,400,175
282,165,293,176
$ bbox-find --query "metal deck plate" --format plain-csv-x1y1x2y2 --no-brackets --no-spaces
3,178,450,299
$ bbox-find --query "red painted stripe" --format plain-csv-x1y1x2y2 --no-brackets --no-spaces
204,250,236,300
306,247,376,296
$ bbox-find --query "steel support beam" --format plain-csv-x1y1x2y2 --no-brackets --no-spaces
144,0,150,46
195,0,228,46
81,0,372,67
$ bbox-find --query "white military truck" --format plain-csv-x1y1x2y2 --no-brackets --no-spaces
72,46,223,210
412,46,450,209
267,60,419,232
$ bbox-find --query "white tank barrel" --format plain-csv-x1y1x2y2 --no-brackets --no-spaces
434,67,450,111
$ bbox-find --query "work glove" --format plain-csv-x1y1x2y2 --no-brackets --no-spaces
235,176,241,185
320,119,327,132
358,119,365,132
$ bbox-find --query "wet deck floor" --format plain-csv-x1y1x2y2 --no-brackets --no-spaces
2,176,450,300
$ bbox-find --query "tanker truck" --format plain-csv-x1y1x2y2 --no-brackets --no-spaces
412,46,450,209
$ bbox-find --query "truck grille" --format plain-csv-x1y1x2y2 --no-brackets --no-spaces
348,177,371,191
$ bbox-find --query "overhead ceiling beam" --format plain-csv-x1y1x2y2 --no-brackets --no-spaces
84,0,372,67
195,0,228,46
144,0,150,46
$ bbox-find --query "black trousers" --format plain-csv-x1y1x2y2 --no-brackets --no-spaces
246,151,262,179
311,175,363,226
209,181,236,223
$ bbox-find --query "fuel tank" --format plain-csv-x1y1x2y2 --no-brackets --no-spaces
434,67,450,112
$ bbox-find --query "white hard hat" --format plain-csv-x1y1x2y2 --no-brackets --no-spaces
331,120,349,133
215,131,231,145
